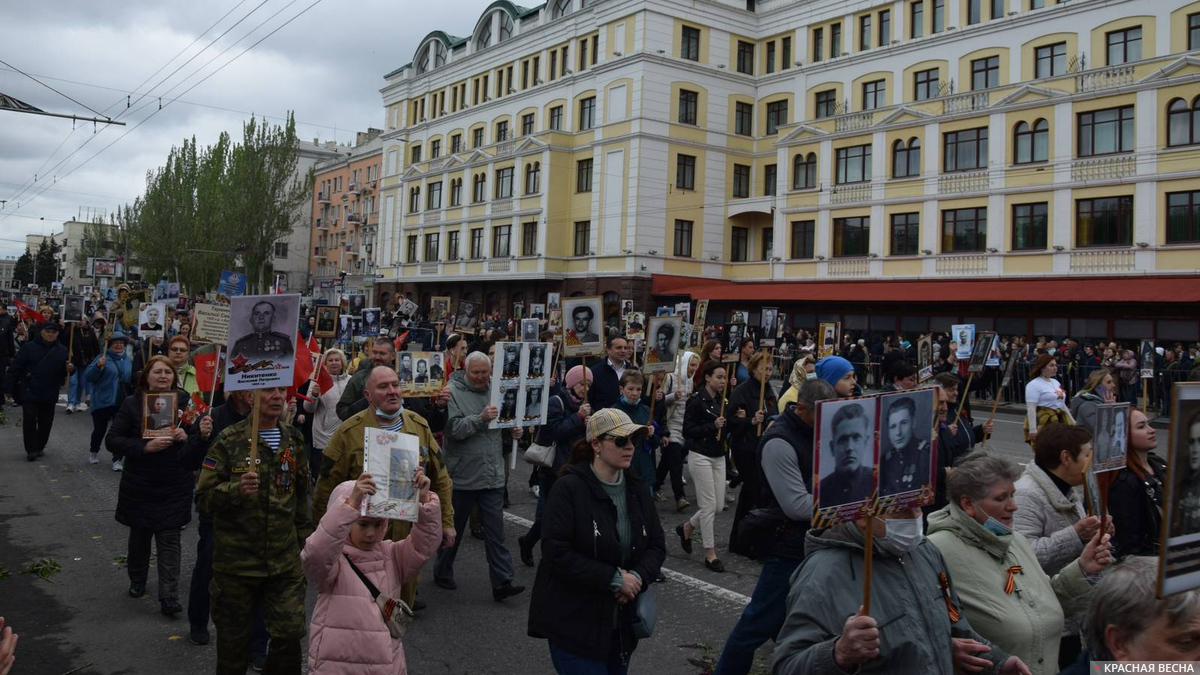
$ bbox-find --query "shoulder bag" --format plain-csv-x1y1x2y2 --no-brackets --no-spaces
522,395,561,468
343,554,413,639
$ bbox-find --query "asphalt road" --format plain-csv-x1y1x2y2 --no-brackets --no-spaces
0,396,1036,675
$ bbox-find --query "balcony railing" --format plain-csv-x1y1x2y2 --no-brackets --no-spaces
938,170,989,195
935,254,988,275
313,246,326,259
494,140,519,158
492,199,513,213
1076,64,1135,93
829,184,871,205
419,262,440,275
317,192,330,204
943,91,989,115
827,258,870,277
315,219,327,229
487,259,512,273
347,213,360,223
425,211,442,223
834,111,874,133
1070,248,1134,273
1071,155,1135,182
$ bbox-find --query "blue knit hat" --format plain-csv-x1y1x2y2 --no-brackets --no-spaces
815,356,854,387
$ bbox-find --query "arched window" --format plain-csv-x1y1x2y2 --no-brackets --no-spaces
892,138,921,178
476,23,492,50
524,162,541,194
472,173,487,203
792,152,817,189
499,13,514,42
1167,97,1200,147
1014,118,1049,164
552,0,572,19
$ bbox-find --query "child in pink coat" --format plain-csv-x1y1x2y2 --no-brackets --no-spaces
302,471,442,674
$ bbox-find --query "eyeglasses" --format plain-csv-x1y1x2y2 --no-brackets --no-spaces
603,434,633,447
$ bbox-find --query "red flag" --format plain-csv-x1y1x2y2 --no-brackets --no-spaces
290,331,313,400
194,351,219,395
308,334,319,356
13,298,41,322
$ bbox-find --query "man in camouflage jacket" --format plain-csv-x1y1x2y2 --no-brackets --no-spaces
314,364,454,608
196,386,312,675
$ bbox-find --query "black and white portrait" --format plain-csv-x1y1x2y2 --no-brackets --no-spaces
347,294,366,317
499,387,518,421
724,323,745,358
1092,403,1130,473
362,308,381,337
397,352,414,384
502,343,523,379
877,390,935,503
546,293,560,311
968,331,995,374
456,300,480,332
620,299,634,318
816,398,877,510
62,295,85,323
524,387,543,420
530,303,546,320
526,344,547,379
315,306,339,339
142,393,177,439
645,315,682,373
224,293,300,391
1161,386,1200,596
521,318,540,343
562,296,604,357
336,314,353,343
1140,340,1156,379
413,358,430,384
760,308,778,344
918,335,933,369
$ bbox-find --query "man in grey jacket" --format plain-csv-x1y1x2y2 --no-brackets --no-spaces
772,506,1033,674
433,351,526,601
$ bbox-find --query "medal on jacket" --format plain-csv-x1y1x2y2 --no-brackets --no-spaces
275,446,295,493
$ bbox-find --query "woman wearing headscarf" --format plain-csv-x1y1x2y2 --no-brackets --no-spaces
518,364,593,567
653,351,697,512
777,355,816,412
1024,353,1073,446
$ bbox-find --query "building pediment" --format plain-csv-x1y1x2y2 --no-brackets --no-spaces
1139,56,1200,83
778,124,828,144
993,84,1066,107
878,106,936,125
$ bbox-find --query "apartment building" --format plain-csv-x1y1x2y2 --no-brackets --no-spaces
376,0,1200,342
309,131,385,305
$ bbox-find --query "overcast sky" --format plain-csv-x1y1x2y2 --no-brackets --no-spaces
0,0,500,259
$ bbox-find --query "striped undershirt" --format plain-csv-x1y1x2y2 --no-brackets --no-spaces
259,428,282,450
380,416,404,433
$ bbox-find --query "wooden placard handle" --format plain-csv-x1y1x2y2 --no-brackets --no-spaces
248,389,262,467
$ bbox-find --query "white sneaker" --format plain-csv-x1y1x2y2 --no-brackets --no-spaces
77,402,89,412
66,404,76,413
530,485,540,499
112,459,124,472
89,452,99,465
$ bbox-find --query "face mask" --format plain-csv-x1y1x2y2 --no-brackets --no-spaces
374,403,403,421
620,395,638,406
1048,348,1057,355
980,515,1012,537
806,372,818,381
876,514,924,556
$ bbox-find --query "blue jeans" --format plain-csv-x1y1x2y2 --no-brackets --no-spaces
68,371,89,407
549,634,630,675
434,488,515,589
714,556,803,675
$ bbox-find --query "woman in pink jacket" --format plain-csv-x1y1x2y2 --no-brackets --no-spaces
302,472,442,674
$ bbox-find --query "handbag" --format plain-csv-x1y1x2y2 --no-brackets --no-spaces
343,554,413,640
630,582,657,639
736,507,791,560
522,396,561,468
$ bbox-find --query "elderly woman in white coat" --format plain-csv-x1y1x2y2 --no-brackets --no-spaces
303,348,351,481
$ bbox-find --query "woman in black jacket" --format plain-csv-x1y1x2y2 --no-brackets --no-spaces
676,360,749,572
527,408,666,674
106,355,212,617
1108,408,1167,558
726,351,774,555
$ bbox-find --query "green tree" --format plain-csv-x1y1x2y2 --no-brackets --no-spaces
34,239,61,287
13,248,34,285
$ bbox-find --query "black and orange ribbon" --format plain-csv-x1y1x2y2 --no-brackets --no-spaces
1004,565,1023,595
938,572,960,622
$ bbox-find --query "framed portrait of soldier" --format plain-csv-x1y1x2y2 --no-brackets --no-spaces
530,303,546,320
760,307,779,347
730,310,748,325
224,293,300,391
142,392,178,439
395,297,418,319
968,330,995,374
347,294,366,317
1141,340,1156,379
335,314,354,344
818,322,840,359
625,312,646,342
620,299,634,319
396,351,416,385
512,301,525,320
918,335,934,382
525,344,550,381
723,323,745,360
314,306,339,339
562,296,604,358
813,396,879,526
876,389,937,513
500,343,524,380
455,300,480,334
520,318,540,343
547,292,561,312
62,294,85,324
139,302,167,338
643,315,683,374
1159,383,1200,597
361,308,381,337
396,351,445,398
430,296,451,322
694,299,709,330
1092,403,1130,473
952,324,975,360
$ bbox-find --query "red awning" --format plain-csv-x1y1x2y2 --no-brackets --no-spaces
651,274,1200,304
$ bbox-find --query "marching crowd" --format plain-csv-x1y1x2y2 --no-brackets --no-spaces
1,288,1198,675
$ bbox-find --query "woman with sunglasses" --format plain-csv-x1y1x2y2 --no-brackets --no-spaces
528,408,666,674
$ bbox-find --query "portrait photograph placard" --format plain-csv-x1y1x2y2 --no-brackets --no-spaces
361,307,382,337
546,292,560,312
730,310,747,325
917,335,934,382
643,315,683,374
138,302,167,338
529,303,546,320
968,330,996,374
488,342,554,428
876,389,937,513
952,324,976,360
335,313,355,344
347,294,366,317
818,322,841,359
520,318,540,343
362,428,421,522
395,350,446,398
723,323,746,361
1141,340,1156,379
561,296,604,358
693,299,709,330
192,303,231,344
314,305,339,339
760,307,779,348
61,294,85,323
1159,383,1200,597
455,299,481,333
224,293,300,392
430,296,451,322
142,392,178,439
1092,403,1130,473
625,312,646,342
813,396,879,527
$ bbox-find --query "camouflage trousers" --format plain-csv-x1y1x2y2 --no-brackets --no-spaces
210,572,306,675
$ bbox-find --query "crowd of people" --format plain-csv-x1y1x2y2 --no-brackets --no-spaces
2,287,1198,675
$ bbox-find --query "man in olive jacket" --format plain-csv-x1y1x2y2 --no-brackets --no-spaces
195,386,311,675
314,364,455,608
